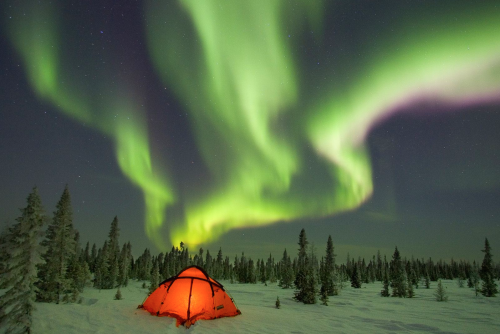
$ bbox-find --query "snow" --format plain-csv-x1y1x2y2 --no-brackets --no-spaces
29,280,500,333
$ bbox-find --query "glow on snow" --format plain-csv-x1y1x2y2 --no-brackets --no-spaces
7,0,500,249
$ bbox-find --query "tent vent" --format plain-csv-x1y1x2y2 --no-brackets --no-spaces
216,305,224,310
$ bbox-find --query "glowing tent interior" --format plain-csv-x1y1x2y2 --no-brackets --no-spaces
140,266,241,327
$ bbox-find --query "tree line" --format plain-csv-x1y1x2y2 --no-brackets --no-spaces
0,187,498,333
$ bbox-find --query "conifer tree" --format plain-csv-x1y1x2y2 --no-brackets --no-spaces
321,235,336,296
407,272,415,298
468,262,480,296
0,187,45,334
66,231,90,301
301,248,318,304
434,279,448,301
294,229,310,302
149,260,159,294
247,259,256,284
390,247,406,297
320,285,329,306
480,238,498,297
205,250,212,276
279,249,293,289
90,243,97,272
106,216,120,289
424,272,431,289
115,288,122,300
215,248,223,279
37,185,76,303
118,242,131,287
350,263,362,289
381,265,390,297
94,242,109,289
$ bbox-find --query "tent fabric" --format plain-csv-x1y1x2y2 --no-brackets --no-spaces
141,265,241,326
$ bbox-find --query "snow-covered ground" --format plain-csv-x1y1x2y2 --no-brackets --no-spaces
32,279,500,334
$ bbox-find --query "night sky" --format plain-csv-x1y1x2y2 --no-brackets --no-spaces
1,0,499,262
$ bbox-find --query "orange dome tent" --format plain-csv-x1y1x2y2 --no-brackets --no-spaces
140,266,241,327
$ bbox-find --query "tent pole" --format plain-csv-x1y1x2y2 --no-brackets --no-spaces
187,278,194,321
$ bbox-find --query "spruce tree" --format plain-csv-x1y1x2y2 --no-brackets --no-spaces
0,187,45,334
115,288,122,300
424,273,431,289
350,263,362,289
381,265,390,297
480,238,498,297
407,272,415,298
106,216,120,289
301,248,318,304
94,242,109,289
37,185,76,303
469,262,481,296
320,285,329,306
390,247,406,297
149,260,159,294
434,279,448,301
294,229,309,302
322,235,336,296
279,249,293,289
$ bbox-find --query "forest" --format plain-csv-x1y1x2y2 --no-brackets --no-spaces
1,186,498,333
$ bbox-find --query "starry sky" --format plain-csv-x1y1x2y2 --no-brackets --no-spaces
1,0,499,262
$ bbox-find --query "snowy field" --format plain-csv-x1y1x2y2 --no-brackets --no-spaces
31,280,500,334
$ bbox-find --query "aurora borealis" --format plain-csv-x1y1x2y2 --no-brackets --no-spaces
1,0,499,260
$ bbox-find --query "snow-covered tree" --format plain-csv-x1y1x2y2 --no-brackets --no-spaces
480,238,498,297
0,187,45,334
37,185,76,303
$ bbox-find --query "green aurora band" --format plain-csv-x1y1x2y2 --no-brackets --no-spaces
146,0,500,247
5,1,174,248
6,0,500,249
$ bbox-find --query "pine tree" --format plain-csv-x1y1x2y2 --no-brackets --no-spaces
37,185,76,303
434,279,448,301
480,238,498,297
0,187,45,334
